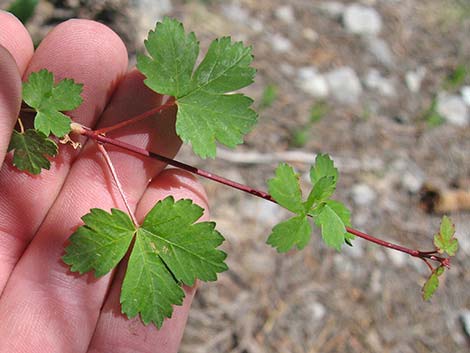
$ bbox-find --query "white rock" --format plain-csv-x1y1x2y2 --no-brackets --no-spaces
461,310,470,338
275,5,295,24
388,249,407,267
297,67,329,98
367,37,394,67
461,86,470,106
309,302,326,321
351,183,376,205
343,4,383,36
402,170,424,193
436,93,469,126
405,67,426,93
303,28,319,42
325,67,362,104
270,33,292,53
318,1,345,19
221,3,249,24
364,69,396,97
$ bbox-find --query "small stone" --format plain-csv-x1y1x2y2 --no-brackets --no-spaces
318,1,345,19
388,250,407,267
461,86,470,106
367,37,395,67
460,310,470,338
249,19,264,33
343,4,383,36
325,67,362,104
436,93,469,126
303,28,319,42
364,69,396,97
351,183,376,206
308,302,326,321
270,33,292,53
275,5,295,24
405,67,426,93
402,170,424,193
297,67,329,98
221,3,249,24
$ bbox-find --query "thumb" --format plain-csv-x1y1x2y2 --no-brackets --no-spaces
0,45,22,167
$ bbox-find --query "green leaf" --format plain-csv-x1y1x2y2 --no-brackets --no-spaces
177,92,257,158
137,17,258,158
22,69,83,137
121,232,185,327
8,129,58,174
62,208,136,277
268,163,304,214
434,216,458,256
305,176,336,209
137,17,198,98
63,196,227,328
314,203,348,251
7,0,38,24
267,216,311,252
310,154,338,185
138,197,228,286
422,266,445,301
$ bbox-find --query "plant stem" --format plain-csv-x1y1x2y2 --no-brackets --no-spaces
95,97,175,135
96,143,138,226
74,125,449,267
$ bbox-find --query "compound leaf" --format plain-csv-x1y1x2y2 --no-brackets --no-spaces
62,208,136,277
64,196,227,328
434,215,458,256
23,69,83,137
138,17,257,158
8,129,58,174
267,216,311,253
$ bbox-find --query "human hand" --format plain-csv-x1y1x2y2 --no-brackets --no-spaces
0,11,204,353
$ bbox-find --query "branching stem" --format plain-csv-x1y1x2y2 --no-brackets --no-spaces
75,125,449,269
95,97,176,135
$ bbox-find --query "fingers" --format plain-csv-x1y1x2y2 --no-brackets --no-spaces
0,10,33,166
88,170,208,353
0,10,34,73
0,69,180,352
0,19,128,293
0,47,21,167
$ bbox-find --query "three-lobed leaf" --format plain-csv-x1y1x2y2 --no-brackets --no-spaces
63,196,227,328
8,129,58,174
137,17,258,158
266,155,351,253
22,69,83,137
434,215,458,256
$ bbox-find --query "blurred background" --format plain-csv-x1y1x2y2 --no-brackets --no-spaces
1,0,469,352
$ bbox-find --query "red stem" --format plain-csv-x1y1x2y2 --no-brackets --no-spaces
76,126,448,267
95,97,175,135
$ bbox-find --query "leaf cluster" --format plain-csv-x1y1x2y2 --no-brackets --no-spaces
137,17,258,158
267,154,352,252
63,196,227,328
8,69,83,174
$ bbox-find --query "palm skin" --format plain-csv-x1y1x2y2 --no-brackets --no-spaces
0,10,202,353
